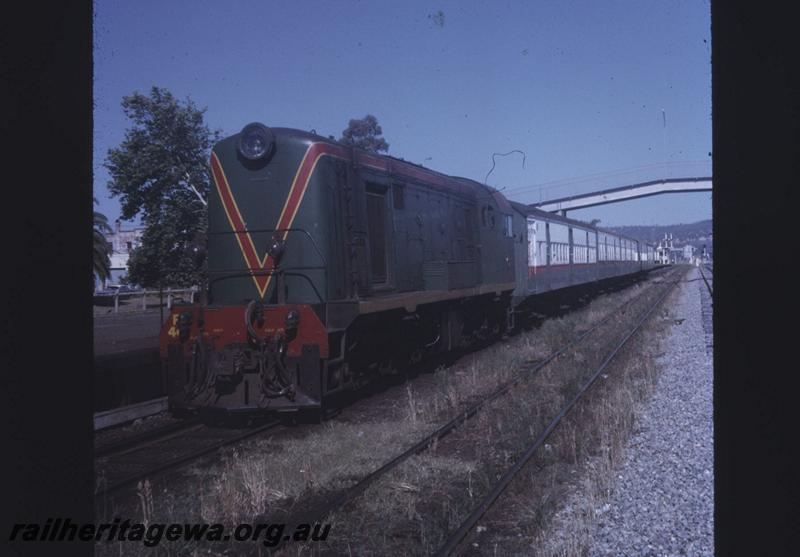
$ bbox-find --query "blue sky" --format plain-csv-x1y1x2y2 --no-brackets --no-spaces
94,0,711,227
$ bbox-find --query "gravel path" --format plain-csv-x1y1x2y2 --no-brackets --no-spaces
587,266,714,556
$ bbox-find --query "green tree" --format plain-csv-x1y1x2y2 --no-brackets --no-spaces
105,87,220,288
93,197,113,285
339,114,389,153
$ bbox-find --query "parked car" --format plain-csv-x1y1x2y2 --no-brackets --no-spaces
93,284,141,305
112,284,141,293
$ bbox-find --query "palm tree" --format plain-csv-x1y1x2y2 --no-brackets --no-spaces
94,197,113,286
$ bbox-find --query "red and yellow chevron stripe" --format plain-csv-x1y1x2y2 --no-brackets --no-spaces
210,140,465,299
210,143,349,298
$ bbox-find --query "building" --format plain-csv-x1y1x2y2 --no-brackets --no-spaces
101,220,145,288
655,233,673,265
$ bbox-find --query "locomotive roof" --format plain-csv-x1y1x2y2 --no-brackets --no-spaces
242,127,648,246
452,177,514,213
263,127,513,210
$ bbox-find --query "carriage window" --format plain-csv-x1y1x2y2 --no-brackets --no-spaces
504,215,513,237
366,191,388,283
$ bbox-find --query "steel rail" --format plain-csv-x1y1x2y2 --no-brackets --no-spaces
434,270,682,556
94,417,203,458
263,268,672,550
699,266,713,296
96,419,281,497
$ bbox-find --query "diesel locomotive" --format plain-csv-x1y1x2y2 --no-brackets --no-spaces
160,123,657,414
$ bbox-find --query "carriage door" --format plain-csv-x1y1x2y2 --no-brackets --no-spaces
527,217,538,279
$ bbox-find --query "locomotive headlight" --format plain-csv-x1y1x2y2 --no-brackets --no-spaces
237,122,275,161
268,234,286,262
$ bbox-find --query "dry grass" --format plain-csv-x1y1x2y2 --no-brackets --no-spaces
294,276,674,555
470,277,681,556
93,273,670,557
196,418,443,524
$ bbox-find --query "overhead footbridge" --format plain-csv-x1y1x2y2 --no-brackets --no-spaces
530,177,712,216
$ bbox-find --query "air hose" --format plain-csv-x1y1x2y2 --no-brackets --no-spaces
186,335,211,400
244,300,295,399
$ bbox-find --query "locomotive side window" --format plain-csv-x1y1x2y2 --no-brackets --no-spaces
366,191,388,283
481,205,496,229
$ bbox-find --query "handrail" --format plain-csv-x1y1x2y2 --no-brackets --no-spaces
207,227,328,267
95,228,329,313
207,269,325,305
207,227,329,303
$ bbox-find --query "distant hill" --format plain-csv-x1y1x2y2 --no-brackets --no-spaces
604,219,713,252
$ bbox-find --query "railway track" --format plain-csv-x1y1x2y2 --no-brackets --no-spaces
93,271,655,506
434,268,681,555
264,267,681,553
699,264,713,296
95,418,281,497
699,266,714,356
94,417,202,458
